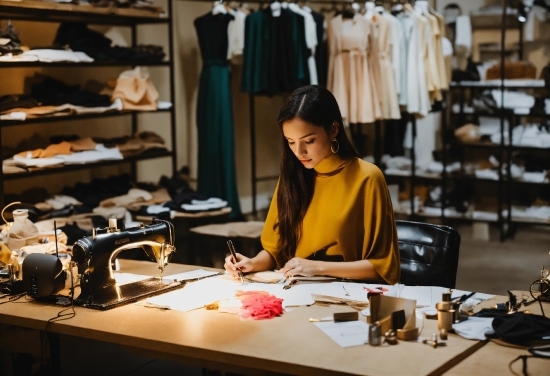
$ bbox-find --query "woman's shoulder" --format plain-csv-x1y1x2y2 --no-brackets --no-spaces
346,157,385,179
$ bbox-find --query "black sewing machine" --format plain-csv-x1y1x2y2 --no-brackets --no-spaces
72,218,182,310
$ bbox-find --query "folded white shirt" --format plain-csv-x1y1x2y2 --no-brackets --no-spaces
20,49,94,63
59,144,123,164
181,199,228,211
146,205,171,214
522,171,547,183
475,169,499,180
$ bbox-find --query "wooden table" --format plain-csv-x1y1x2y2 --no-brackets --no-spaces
0,261,547,375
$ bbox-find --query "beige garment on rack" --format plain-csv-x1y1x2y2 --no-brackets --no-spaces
423,10,443,102
431,9,448,90
366,14,383,121
327,14,378,124
417,11,439,105
372,12,400,120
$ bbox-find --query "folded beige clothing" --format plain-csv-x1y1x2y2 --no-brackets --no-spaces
93,206,127,219
0,105,59,115
99,188,153,208
39,141,72,158
126,187,171,211
455,124,482,143
68,137,97,152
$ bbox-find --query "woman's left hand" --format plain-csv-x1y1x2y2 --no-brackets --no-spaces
279,257,321,278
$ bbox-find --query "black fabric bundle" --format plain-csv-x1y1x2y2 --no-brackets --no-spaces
486,312,550,347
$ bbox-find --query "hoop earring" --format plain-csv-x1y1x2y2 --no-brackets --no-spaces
331,138,340,154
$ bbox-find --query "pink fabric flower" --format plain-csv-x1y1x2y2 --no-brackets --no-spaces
236,291,283,320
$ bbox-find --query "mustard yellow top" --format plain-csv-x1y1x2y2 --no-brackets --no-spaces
261,154,400,284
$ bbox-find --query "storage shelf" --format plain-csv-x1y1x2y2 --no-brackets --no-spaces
0,1,169,25
0,0,177,211
3,150,174,180
0,108,172,128
0,60,170,68
386,171,550,186
452,109,550,118
396,209,550,226
457,141,550,152
510,218,550,225
395,210,499,223
470,13,520,30
450,80,545,90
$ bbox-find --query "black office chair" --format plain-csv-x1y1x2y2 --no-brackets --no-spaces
396,220,461,289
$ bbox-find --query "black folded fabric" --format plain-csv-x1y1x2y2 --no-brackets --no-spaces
61,174,133,208
0,22,22,55
30,77,111,107
159,175,192,197
58,223,91,245
0,95,40,113
486,312,550,347
163,188,209,211
54,22,112,58
53,22,164,63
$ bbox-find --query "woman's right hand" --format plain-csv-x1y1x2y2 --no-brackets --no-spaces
224,253,254,278
224,250,277,279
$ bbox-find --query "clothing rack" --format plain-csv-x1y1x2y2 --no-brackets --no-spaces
180,0,425,218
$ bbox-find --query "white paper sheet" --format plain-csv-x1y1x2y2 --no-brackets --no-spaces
143,275,316,312
114,272,150,285
144,276,238,311
313,320,369,347
164,269,221,282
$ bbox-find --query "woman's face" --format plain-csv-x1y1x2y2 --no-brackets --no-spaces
282,118,334,169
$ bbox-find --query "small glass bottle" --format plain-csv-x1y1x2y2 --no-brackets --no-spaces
369,321,382,346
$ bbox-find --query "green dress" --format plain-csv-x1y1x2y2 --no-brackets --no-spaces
194,12,242,219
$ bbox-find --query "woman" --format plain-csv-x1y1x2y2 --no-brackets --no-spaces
225,85,400,284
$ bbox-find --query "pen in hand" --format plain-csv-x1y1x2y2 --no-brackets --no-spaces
227,240,245,285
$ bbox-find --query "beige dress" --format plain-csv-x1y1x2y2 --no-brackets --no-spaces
371,13,400,119
328,14,379,124
432,9,449,90
423,11,443,102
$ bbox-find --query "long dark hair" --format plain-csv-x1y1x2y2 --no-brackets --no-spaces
276,85,359,262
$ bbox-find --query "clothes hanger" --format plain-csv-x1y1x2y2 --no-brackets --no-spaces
342,0,356,19
374,0,385,14
270,0,282,16
212,0,227,15
364,0,375,18
391,0,403,14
